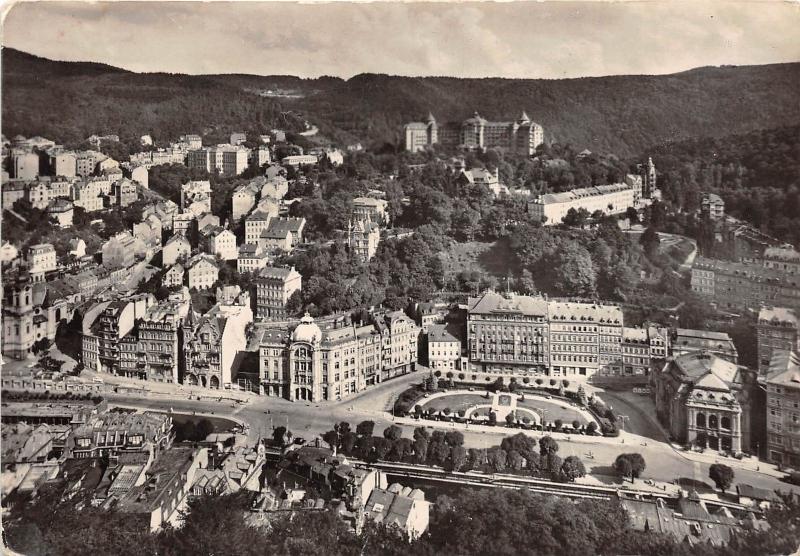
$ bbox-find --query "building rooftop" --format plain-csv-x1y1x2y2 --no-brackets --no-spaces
758,306,798,326
766,351,800,389
468,292,548,317
535,182,633,205
428,324,460,344
119,447,198,514
549,301,622,324
672,351,741,386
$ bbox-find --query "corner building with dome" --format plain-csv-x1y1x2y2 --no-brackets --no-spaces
257,311,419,402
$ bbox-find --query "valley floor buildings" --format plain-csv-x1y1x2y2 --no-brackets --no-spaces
466,292,669,380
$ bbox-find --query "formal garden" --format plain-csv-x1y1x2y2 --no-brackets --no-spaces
394,374,621,436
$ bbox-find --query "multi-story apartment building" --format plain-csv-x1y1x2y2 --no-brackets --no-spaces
404,113,438,153
256,266,302,320
203,226,237,261
701,193,725,220
673,328,738,364
404,111,543,155
162,233,191,267
136,299,191,383
49,151,77,178
27,243,57,274
47,198,74,228
252,145,271,168
428,325,461,373
548,301,623,378
93,297,154,376
348,219,380,262
131,165,149,189
761,247,800,275
102,232,138,270
182,293,253,388
765,351,800,467
245,210,273,244
65,411,173,460
375,311,420,380
757,307,799,376
352,197,389,224
256,312,411,401
691,256,800,312
232,182,259,221
237,243,270,274
254,170,289,200
186,254,219,291
12,151,40,180
115,178,139,207
621,328,652,376
187,145,249,177
528,183,640,225
163,264,184,288
27,180,50,209
467,292,668,380
468,293,550,376
258,217,306,252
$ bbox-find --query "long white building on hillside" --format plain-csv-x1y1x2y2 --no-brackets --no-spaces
528,181,640,225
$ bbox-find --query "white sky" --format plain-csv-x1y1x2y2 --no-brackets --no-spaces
3,1,800,78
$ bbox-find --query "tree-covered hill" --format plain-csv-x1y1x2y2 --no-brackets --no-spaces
4,47,800,157
644,125,800,245
1,48,301,146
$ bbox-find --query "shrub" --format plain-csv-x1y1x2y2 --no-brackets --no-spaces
446,372,454,379
522,377,530,384
471,374,477,380
549,379,556,386
434,371,442,377
536,378,544,386
458,373,465,380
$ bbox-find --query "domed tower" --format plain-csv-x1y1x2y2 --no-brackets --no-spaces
289,313,323,402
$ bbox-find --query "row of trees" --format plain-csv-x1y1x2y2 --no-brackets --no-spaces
317,420,587,483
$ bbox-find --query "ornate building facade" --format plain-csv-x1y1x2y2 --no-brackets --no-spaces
257,312,417,402
653,352,759,453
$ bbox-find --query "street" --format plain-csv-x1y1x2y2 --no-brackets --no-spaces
106,374,799,496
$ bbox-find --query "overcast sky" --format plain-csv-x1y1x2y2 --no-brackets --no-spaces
3,1,800,79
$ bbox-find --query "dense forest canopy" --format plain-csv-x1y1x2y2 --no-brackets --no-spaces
4,48,800,157
645,125,800,246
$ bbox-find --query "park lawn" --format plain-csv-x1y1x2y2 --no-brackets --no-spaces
517,398,590,425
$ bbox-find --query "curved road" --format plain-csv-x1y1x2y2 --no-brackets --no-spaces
106,376,798,496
